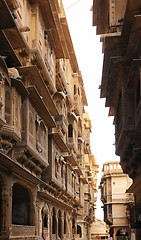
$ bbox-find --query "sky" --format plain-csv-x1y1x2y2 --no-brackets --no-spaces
62,0,119,220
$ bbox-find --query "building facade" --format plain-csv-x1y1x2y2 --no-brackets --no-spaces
99,161,133,240
91,218,108,240
0,0,98,240
92,0,141,239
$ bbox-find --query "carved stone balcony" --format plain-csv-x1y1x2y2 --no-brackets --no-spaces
14,141,48,176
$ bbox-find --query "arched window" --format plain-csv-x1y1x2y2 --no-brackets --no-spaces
52,208,56,234
42,209,49,240
77,225,82,238
72,217,75,234
58,210,62,238
64,212,66,234
43,214,48,228
12,183,30,225
68,124,73,138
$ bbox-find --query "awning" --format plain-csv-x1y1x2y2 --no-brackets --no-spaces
106,56,132,107
50,132,68,152
37,0,65,58
4,28,26,49
128,59,141,84
27,86,56,128
0,0,15,29
0,0,26,49
0,30,21,67
100,34,123,99
18,65,58,116
11,78,29,99
63,154,78,166
127,15,141,57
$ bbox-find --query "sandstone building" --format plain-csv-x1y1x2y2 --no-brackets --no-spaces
92,0,141,239
99,161,133,239
91,218,108,240
0,0,98,239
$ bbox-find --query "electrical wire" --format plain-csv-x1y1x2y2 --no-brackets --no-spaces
65,0,80,10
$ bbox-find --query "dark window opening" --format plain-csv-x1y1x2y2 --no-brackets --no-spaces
58,210,61,238
74,85,76,95
68,124,73,138
116,229,128,236
77,225,82,238
55,157,59,179
43,214,48,228
12,183,30,225
61,162,63,179
108,204,112,216
72,217,75,234
137,78,140,107
64,212,66,234
52,208,56,234
78,88,80,96
0,184,1,236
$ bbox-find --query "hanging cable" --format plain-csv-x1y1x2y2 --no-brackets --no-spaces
65,0,80,10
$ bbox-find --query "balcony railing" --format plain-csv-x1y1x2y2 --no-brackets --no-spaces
10,225,35,237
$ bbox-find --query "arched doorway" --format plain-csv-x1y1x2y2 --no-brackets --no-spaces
12,183,30,225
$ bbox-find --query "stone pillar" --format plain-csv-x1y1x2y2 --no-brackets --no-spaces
31,187,38,236
49,211,52,240
1,185,11,237
65,217,69,239
56,212,58,240
61,215,64,240
69,216,72,239
87,223,91,240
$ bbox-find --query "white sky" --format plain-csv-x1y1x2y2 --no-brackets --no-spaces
62,0,119,220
